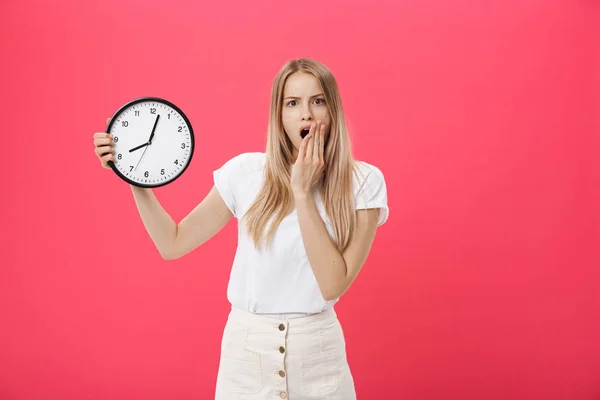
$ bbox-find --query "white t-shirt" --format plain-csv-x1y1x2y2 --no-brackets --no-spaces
213,152,389,316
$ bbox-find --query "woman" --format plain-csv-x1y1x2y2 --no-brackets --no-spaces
93,58,389,399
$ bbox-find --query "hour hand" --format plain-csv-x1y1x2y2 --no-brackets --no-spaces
129,142,149,153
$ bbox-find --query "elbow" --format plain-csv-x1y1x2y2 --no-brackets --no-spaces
323,293,339,302
160,247,180,261
160,229,181,260
321,287,342,302
320,269,350,301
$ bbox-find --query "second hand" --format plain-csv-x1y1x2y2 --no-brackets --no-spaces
135,114,160,171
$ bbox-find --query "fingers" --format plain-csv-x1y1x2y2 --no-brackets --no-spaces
99,152,115,169
298,121,326,168
310,121,325,168
95,145,114,156
96,143,116,168
313,122,321,163
318,123,325,163
298,122,313,161
94,132,111,139
300,135,312,161
94,136,112,146
305,122,316,160
94,124,116,168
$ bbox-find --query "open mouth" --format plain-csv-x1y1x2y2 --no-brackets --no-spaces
300,128,310,139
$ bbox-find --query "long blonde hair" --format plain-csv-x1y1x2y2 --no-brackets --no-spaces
243,58,358,252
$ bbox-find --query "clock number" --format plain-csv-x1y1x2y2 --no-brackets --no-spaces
144,171,149,178
181,143,186,149
130,166,134,172
113,136,119,143
117,153,122,160
178,126,182,132
121,121,129,127
161,169,165,175
150,108,157,114
135,110,140,116
174,159,179,165
168,114,171,119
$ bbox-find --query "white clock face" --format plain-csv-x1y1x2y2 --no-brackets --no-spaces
107,99,194,187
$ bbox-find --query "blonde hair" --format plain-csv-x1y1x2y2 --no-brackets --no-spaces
242,58,359,252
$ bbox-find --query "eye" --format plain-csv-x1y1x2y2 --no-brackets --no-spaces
286,98,326,106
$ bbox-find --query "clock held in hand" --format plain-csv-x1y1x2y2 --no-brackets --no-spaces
105,97,195,188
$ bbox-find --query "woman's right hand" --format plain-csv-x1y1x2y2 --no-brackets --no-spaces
94,118,116,169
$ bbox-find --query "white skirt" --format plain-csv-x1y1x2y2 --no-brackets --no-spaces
214,306,357,400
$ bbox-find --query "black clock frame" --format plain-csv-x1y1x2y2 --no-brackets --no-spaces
106,96,195,188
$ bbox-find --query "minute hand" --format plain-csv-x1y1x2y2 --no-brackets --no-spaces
148,114,160,144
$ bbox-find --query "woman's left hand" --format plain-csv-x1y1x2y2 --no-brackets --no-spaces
291,120,326,196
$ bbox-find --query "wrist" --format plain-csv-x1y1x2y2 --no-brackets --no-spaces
293,189,312,202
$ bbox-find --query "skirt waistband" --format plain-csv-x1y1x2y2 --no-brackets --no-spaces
228,306,338,335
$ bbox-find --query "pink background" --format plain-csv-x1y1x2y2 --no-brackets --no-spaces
1,0,599,399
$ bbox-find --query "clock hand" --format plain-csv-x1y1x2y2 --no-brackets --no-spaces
134,145,149,171
147,114,160,144
129,114,160,154
129,142,149,153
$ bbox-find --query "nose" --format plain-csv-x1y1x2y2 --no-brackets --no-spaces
301,102,313,121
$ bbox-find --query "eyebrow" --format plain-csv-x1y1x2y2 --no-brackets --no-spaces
284,93,324,100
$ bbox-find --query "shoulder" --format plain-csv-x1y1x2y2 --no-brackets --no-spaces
213,152,266,218
213,152,266,182
352,160,387,194
217,151,266,172
352,159,389,225
353,160,385,177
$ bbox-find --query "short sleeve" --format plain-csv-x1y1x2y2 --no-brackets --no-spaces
213,153,246,218
354,163,389,226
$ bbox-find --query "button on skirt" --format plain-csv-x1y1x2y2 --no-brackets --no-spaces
214,307,356,400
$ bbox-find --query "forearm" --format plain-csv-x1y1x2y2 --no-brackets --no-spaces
294,192,347,300
130,185,177,258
